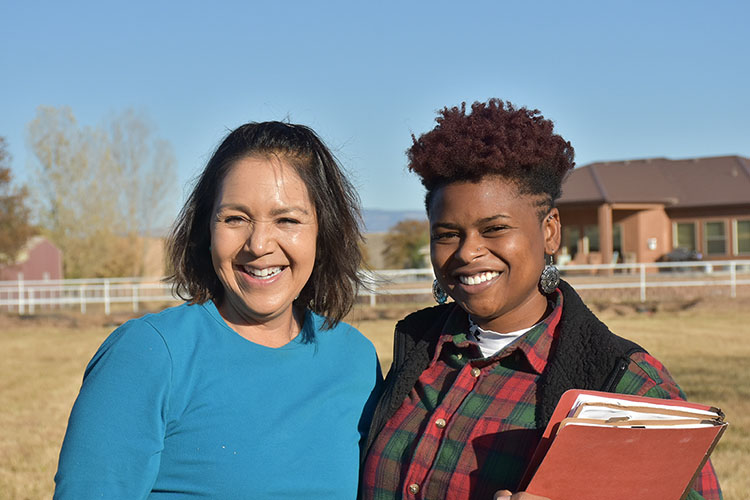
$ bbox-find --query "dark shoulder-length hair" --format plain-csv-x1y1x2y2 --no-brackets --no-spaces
166,121,364,329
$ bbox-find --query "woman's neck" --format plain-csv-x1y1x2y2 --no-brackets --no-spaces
475,293,551,334
217,302,304,348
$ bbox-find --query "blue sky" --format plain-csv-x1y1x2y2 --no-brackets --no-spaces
2,0,749,213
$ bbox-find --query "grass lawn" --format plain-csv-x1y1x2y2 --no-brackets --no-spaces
1,297,748,499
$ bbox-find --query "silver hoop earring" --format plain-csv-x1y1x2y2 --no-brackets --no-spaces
539,254,560,294
432,279,448,304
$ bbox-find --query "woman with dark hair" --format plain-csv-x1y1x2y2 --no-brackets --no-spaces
360,100,721,500
54,121,381,499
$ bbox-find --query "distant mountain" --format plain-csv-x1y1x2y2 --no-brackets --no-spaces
362,208,426,233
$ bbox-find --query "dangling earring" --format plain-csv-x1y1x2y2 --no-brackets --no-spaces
539,254,560,294
432,279,448,304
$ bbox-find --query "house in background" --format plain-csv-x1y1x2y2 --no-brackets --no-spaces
556,155,750,265
0,236,63,281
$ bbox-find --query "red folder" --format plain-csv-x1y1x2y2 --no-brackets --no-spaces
519,389,727,500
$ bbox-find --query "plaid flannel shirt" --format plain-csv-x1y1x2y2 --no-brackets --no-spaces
361,291,722,500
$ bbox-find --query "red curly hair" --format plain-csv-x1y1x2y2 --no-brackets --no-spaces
408,99,575,216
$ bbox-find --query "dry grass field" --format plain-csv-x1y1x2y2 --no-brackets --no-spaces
1,296,748,499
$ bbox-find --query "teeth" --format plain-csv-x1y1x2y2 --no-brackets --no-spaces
244,266,283,279
459,271,499,285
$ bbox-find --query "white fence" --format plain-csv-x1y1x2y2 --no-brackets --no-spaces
2,261,750,315
555,260,750,302
0,277,178,315
361,260,750,304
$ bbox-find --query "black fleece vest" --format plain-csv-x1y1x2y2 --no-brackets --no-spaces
362,280,645,460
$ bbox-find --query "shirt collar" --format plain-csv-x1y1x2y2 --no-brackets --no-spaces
515,290,563,374
430,305,473,364
430,291,564,374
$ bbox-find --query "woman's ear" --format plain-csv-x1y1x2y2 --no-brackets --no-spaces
543,208,561,255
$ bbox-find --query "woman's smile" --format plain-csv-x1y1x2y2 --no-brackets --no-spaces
457,270,500,286
238,265,286,281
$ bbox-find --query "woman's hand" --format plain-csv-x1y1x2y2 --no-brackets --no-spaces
493,490,550,500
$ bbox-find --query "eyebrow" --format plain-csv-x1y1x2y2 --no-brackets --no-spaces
432,213,511,229
216,203,313,216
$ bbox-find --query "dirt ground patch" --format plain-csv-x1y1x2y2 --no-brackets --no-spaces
586,294,750,319
0,307,161,331
1,294,748,499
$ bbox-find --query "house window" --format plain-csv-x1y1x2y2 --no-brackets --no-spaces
704,221,727,256
613,224,623,257
736,220,750,255
583,225,599,252
674,222,696,251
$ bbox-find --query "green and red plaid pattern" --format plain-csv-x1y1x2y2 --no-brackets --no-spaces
361,292,722,500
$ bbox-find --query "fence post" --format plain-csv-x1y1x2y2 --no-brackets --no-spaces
28,288,34,314
132,282,139,312
104,279,111,315
17,278,24,315
730,261,737,299
80,284,86,314
639,263,646,302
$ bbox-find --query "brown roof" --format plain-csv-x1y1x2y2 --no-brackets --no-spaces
557,155,750,208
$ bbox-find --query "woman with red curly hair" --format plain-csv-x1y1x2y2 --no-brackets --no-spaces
360,99,721,500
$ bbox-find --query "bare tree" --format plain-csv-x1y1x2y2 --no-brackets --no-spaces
0,137,35,265
27,106,176,278
105,109,176,275
382,219,430,269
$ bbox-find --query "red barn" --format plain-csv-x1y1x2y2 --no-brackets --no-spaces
0,236,63,281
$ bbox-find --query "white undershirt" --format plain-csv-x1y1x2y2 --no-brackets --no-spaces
467,318,537,358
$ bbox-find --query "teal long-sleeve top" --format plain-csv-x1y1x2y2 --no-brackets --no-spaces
54,301,382,499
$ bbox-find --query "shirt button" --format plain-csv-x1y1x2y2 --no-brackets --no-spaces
408,483,420,494
471,367,481,377
435,418,447,428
